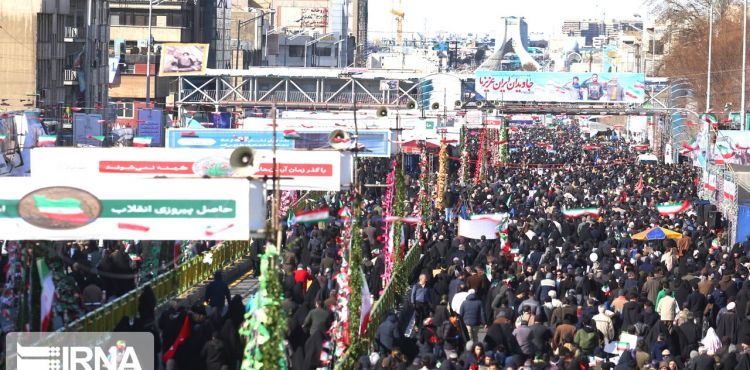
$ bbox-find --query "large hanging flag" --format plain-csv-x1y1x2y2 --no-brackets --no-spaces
33,195,90,224
133,136,152,147
37,258,55,332
163,315,191,362
716,143,735,159
562,207,600,218
656,200,690,216
359,270,373,334
293,208,330,224
0,134,6,142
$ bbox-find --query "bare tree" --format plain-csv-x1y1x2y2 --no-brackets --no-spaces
652,0,746,111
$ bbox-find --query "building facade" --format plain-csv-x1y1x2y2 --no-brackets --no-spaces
0,0,109,113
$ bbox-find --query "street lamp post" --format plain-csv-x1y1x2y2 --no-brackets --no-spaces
145,0,166,108
707,0,715,112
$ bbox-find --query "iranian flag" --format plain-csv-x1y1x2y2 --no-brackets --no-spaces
716,143,735,159
383,215,420,224
293,208,329,224
702,113,718,126
682,140,699,152
656,200,690,216
37,258,55,332
632,144,650,151
33,195,90,224
337,206,351,220
583,144,601,150
724,180,737,201
359,269,373,334
283,129,302,140
37,135,56,146
562,208,600,218
163,315,191,362
133,136,152,147
0,134,6,142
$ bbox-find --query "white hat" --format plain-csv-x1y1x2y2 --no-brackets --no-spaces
468,289,476,295
614,263,622,270
728,302,736,311
590,253,598,262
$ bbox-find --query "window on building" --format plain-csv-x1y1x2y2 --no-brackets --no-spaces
134,14,147,26
110,13,120,25
289,45,304,58
116,101,134,118
315,47,332,57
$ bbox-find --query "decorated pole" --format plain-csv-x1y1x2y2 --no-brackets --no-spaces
435,130,448,211
499,117,509,164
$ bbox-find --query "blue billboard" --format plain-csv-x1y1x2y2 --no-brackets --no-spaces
137,108,164,146
475,71,646,104
166,129,392,157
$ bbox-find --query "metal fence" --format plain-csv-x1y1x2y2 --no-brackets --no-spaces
59,240,251,332
335,246,422,369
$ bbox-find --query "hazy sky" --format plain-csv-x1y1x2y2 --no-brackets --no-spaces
368,0,649,38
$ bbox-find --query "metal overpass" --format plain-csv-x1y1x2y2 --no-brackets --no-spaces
174,68,672,118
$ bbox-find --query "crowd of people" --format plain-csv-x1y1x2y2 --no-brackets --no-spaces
3,119,745,370
357,123,745,370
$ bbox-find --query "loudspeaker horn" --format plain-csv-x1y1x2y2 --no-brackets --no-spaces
476,100,485,108
431,102,440,110
406,101,416,109
377,106,389,117
329,129,351,150
229,146,256,176
454,100,463,108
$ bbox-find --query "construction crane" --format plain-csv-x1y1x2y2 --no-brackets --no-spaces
391,0,404,47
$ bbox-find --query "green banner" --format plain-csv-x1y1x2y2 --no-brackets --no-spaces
0,199,236,218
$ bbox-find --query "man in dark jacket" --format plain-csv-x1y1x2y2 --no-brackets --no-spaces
375,313,401,355
201,331,229,370
303,300,332,336
459,290,485,343
677,312,701,356
204,271,231,315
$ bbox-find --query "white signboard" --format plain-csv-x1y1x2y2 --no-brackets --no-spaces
31,148,352,191
458,218,499,239
0,178,264,240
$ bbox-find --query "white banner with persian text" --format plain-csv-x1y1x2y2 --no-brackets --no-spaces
0,178,264,240
457,218,499,240
31,148,352,191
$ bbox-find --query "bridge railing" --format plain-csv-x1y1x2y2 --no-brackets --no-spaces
335,246,422,369
60,240,251,332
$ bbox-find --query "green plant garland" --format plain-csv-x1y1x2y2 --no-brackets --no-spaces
347,199,363,342
499,120,509,163
392,156,406,265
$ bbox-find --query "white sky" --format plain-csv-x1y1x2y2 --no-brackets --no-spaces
368,0,649,38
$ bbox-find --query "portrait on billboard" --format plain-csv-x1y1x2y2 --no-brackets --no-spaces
159,43,209,76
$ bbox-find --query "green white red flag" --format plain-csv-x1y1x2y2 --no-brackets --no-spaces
37,258,55,332
656,200,690,216
562,207,600,218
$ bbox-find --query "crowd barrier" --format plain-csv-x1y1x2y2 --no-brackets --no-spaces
336,245,423,369
59,240,251,332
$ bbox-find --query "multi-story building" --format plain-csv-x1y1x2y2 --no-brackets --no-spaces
265,0,352,68
0,0,110,113
107,0,233,126
562,19,643,47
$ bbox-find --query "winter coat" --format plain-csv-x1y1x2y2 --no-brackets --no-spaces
201,338,229,370
459,294,485,326
375,314,401,352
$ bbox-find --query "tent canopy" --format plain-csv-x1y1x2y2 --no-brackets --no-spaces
632,226,682,241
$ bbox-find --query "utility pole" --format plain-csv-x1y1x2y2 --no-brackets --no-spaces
84,0,93,108
146,0,154,107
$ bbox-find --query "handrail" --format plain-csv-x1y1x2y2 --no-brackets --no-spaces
59,240,251,332
335,246,422,369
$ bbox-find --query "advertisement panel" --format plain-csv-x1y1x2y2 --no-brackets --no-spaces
31,148,352,191
475,71,646,103
159,43,209,76
165,128,392,157
137,108,163,146
0,178,262,240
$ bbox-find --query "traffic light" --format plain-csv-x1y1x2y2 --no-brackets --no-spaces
419,79,433,109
